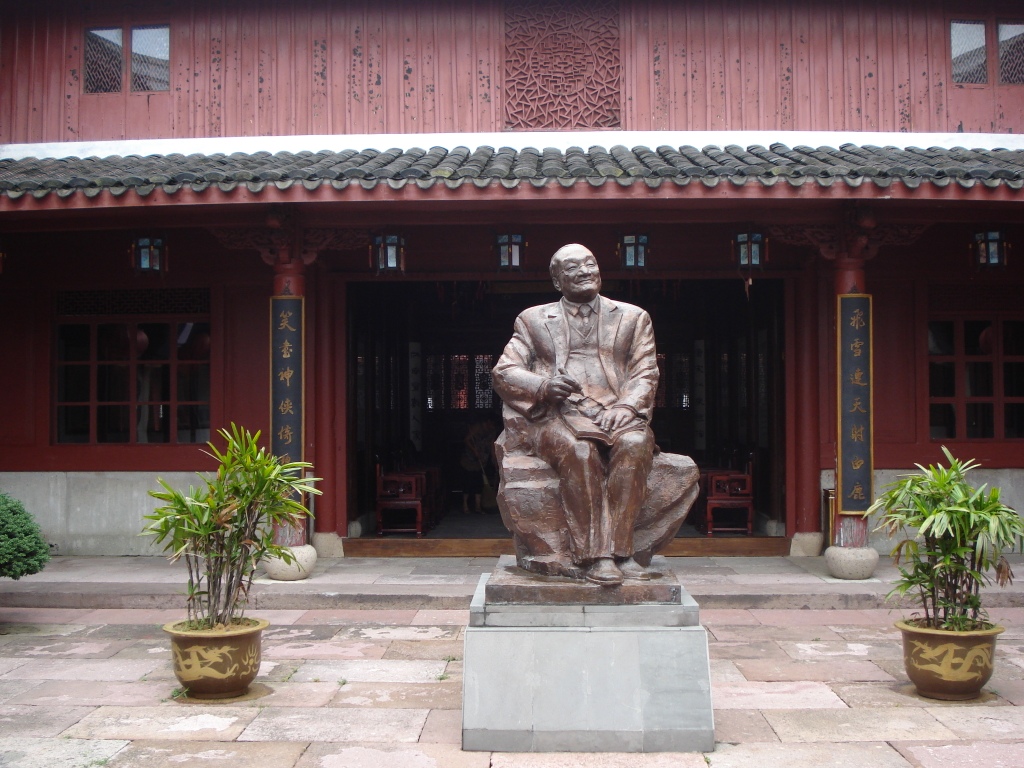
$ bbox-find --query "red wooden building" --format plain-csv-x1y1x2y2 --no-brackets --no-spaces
1,0,1023,558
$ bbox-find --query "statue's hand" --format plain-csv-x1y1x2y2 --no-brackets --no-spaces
596,406,635,432
541,374,582,404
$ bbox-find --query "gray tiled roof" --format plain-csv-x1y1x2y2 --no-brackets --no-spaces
2,143,1024,200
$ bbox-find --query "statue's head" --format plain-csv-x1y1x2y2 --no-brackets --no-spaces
550,243,602,303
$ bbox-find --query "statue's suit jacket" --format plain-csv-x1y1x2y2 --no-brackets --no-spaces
492,295,659,425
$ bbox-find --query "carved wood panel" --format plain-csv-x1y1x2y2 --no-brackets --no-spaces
504,0,621,130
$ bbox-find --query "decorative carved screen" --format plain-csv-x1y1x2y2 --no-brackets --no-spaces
504,0,621,130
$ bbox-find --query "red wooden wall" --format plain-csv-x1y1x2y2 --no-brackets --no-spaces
0,228,271,473
2,0,1023,144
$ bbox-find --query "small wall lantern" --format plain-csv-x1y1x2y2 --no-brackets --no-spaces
733,232,765,269
372,232,406,272
131,236,167,275
496,233,524,270
618,234,648,269
973,230,1009,267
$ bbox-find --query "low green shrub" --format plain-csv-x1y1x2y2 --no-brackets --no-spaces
0,492,51,580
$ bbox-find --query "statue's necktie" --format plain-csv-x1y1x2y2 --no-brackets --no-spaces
579,303,592,329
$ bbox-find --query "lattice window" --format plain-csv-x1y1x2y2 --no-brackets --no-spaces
450,354,470,410
131,26,171,92
54,317,211,445
84,24,169,94
505,0,621,129
999,23,1024,84
474,355,494,409
84,28,124,93
928,316,1024,440
951,20,988,84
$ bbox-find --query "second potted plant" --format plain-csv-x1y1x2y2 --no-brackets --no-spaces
144,423,319,699
867,446,1023,700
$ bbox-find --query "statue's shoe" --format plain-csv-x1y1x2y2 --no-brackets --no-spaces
586,558,624,586
618,557,653,581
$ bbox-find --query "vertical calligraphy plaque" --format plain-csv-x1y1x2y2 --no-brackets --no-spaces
270,296,304,466
837,295,873,516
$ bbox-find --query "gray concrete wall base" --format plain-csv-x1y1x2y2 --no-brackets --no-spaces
463,619,715,752
311,532,346,558
1,471,203,556
821,467,1024,554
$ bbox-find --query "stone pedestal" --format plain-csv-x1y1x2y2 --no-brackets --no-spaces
463,555,715,753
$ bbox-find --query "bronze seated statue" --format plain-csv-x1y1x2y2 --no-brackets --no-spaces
491,243,699,584
494,404,699,580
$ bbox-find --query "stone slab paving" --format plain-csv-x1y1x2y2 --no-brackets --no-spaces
238,706,429,743
0,737,130,768
290,659,448,684
927,705,1024,739
63,705,259,740
1,557,1023,767
762,708,961,743
706,742,915,767
896,741,1024,768
107,740,309,768
332,681,463,710
711,681,849,710
0,704,97,737
733,658,896,682
712,710,780,743
2,657,163,681
8,679,172,707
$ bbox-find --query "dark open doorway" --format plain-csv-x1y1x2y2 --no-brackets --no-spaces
347,277,785,540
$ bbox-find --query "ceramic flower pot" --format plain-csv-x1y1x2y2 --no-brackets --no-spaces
163,617,269,699
896,619,1003,700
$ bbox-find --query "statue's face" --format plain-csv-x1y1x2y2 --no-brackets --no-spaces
552,249,602,302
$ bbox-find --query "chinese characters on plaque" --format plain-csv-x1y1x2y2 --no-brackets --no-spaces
837,295,872,515
271,297,304,464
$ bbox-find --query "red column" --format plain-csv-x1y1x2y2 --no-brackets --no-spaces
793,261,822,536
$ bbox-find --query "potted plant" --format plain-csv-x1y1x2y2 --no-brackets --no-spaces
144,423,319,699
866,446,1024,700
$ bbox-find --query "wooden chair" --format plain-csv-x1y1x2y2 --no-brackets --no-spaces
376,469,425,537
704,471,754,537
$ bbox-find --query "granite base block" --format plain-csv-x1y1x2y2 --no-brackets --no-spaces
462,565,715,753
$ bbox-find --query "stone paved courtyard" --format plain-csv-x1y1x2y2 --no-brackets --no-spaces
1,556,1023,767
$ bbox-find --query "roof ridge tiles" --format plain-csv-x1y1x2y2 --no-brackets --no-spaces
373,147,426,178
588,146,622,177
655,145,703,176
4,143,1024,198
633,146,676,176
479,147,515,178
609,145,649,177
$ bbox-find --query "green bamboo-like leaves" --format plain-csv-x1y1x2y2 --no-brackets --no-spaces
143,424,320,629
866,446,1023,631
